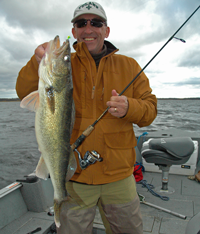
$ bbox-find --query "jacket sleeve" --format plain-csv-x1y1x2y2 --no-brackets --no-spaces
16,55,39,100
123,61,157,127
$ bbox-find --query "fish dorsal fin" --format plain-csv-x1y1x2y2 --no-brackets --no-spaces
20,90,40,112
35,156,49,179
65,148,77,182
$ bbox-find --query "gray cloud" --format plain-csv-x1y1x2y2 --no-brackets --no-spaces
178,47,200,68
164,77,200,86
0,0,73,33
0,0,200,98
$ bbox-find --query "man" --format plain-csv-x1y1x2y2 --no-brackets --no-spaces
16,2,157,234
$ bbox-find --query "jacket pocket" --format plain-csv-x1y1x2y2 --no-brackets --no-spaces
103,129,136,175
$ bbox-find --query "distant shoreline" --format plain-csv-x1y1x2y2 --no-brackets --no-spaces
0,98,20,102
158,97,200,100
0,97,200,102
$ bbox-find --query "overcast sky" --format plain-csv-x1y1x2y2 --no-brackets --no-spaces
0,0,200,98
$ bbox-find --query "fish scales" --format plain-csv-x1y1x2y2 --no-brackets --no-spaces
20,35,76,228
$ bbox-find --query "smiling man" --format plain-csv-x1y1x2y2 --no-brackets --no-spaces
16,2,157,234
72,14,110,55
71,2,109,55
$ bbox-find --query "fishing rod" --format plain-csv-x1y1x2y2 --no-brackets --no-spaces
71,5,200,166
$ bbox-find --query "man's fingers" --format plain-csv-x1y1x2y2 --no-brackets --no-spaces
35,42,48,64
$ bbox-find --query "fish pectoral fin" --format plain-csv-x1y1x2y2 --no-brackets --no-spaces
35,156,49,179
20,90,40,112
65,148,77,182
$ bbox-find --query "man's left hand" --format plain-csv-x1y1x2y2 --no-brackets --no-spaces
106,89,129,118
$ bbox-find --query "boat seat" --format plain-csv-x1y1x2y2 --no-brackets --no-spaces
141,137,194,193
142,137,194,165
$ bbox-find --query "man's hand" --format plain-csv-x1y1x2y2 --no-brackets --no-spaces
35,42,48,64
106,89,129,118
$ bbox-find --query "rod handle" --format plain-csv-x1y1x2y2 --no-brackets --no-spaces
71,125,94,151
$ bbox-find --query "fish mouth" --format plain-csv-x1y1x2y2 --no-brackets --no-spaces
53,35,61,48
45,35,70,61
53,36,70,56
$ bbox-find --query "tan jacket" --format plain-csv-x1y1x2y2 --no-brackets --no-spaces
16,41,157,184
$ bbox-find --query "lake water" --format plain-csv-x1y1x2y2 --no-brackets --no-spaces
0,99,200,189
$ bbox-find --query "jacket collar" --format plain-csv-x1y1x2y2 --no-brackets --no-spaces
73,40,118,57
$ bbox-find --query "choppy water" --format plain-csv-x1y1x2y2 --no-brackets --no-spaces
0,99,200,189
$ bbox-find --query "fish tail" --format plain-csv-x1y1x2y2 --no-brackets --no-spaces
54,199,62,228
54,196,72,228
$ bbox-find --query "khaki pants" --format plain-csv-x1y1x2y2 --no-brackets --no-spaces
57,175,143,234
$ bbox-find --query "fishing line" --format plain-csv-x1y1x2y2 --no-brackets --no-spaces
71,4,200,151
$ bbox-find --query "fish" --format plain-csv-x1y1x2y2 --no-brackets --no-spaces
20,35,76,228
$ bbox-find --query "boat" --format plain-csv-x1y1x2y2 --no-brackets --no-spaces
0,128,199,234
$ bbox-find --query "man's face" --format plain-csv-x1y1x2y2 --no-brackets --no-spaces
72,14,110,55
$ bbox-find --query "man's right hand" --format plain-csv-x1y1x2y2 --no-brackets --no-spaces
35,42,48,64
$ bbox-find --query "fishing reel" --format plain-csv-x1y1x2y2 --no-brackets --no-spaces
75,149,103,170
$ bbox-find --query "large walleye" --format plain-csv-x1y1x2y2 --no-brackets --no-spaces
20,36,76,228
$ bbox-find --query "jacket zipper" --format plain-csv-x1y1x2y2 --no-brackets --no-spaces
92,86,95,99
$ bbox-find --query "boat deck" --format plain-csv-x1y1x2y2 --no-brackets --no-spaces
0,162,199,234
1,128,200,234
137,164,200,234
93,159,200,234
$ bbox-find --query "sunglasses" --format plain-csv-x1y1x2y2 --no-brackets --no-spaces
74,18,106,28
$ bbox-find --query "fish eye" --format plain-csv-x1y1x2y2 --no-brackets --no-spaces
64,55,69,62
